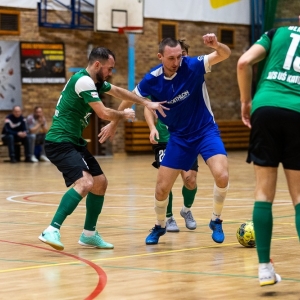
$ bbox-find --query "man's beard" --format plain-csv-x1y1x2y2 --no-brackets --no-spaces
96,68,105,87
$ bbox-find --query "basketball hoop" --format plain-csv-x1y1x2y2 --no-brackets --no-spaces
118,26,143,34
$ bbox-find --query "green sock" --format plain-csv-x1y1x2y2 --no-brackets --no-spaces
253,201,273,263
182,185,197,208
295,203,300,240
51,188,82,229
84,192,104,231
166,191,173,218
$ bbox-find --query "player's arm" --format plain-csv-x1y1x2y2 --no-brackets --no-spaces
203,33,231,66
106,84,168,118
144,106,159,144
98,99,134,143
89,101,135,123
237,44,267,128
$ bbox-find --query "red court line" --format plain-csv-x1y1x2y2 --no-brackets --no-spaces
0,240,107,300
23,195,48,203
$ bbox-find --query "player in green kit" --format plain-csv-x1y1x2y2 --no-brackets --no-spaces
237,26,300,286
38,47,167,251
144,40,198,232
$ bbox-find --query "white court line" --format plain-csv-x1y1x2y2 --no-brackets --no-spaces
3,190,291,208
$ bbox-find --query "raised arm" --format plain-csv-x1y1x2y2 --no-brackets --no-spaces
204,33,231,66
237,44,267,127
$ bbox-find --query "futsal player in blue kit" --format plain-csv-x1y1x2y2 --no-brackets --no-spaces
99,33,231,245
135,34,231,245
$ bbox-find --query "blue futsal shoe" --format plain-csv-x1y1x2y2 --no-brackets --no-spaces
145,225,166,245
209,218,225,243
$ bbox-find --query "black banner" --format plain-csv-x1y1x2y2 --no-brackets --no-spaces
20,42,66,84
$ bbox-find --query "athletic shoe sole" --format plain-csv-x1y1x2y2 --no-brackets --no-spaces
260,273,281,287
78,240,114,249
38,234,64,251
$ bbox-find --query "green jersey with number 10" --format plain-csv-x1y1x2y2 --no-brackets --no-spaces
253,26,300,114
46,69,111,146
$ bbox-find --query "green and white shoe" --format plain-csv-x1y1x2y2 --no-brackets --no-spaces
39,229,64,251
78,231,114,249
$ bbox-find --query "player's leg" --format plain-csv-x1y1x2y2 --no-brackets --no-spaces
145,166,180,244
285,169,300,236
145,137,197,244
78,149,114,249
206,154,229,243
152,143,179,232
252,165,282,286
253,165,277,261
199,130,228,243
165,190,180,232
180,166,198,230
248,107,285,286
39,142,91,250
281,108,300,241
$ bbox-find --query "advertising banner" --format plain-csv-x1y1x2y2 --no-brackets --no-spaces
20,42,66,84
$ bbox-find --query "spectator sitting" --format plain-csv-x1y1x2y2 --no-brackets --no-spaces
26,106,50,162
1,105,33,163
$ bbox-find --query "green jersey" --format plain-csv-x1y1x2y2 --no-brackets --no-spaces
46,69,111,146
155,119,170,143
252,26,300,114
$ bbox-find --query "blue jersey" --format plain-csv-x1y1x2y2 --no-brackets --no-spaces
135,55,216,141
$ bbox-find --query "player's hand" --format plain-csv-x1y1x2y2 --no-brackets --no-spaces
149,128,159,144
98,122,118,143
145,101,169,118
241,102,252,128
203,33,218,48
124,108,135,121
18,131,27,138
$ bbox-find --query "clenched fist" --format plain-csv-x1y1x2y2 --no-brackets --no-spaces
124,108,135,121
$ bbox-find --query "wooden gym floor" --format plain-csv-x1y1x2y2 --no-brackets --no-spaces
0,151,299,300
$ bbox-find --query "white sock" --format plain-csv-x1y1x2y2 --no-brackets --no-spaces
46,225,59,232
154,197,168,228
83,230,95,237
182,205,190,213
211,183,229,221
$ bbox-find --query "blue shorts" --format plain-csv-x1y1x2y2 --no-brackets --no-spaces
161,127,227,171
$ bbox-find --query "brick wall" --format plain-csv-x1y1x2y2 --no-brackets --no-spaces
0,2,298,154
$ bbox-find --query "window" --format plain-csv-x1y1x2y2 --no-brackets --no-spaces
218,27,235,48
0,10,20,35
159,21,178,42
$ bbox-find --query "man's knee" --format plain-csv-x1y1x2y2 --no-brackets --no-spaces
215,172,229,188
3,135,14,145
155,185,171,200
90,174,107,195
182,172,197,189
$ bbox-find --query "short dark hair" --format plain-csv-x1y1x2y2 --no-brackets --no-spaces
178,39,190,54
88,47,116,65
158,38,180,54
34,106,42,112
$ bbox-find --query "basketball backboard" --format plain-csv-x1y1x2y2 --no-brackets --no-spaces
94,0,144,33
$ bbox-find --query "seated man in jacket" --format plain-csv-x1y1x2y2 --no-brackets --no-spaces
1,105,32,163
26,106,50,162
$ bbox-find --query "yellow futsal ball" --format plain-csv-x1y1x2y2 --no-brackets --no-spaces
236,221,256,248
